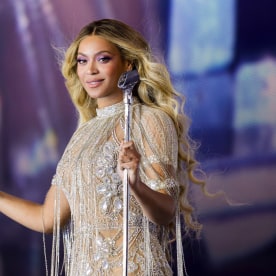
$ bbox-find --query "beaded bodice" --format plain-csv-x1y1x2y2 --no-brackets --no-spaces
51,101,179,276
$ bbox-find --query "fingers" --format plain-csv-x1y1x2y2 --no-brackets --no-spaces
120,141,134,153
117,141,141,187
118,141,140,171
119,141,134,158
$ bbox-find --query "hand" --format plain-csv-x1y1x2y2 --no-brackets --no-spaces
117,140,141,188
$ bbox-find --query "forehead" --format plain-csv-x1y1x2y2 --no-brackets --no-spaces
78,35,119,54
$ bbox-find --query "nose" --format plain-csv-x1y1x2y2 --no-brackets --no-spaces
87,61,98,74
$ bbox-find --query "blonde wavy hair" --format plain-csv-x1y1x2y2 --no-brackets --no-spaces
61,18,206,235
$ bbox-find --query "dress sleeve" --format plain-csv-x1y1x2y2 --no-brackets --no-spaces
132,106,179,199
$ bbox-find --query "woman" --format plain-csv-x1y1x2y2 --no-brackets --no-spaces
0,19,205,275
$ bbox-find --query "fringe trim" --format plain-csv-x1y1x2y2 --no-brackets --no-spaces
176,210,189,276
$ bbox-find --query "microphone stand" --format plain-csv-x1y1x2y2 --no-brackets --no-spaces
123,89,131,276
117,70,139,276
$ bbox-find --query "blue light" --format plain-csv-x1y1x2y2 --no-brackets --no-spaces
168,0,236,75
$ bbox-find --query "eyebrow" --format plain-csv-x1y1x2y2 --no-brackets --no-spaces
77,50,114,57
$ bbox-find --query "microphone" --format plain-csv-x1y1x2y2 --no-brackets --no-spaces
118,69,140,90
118,68,140,276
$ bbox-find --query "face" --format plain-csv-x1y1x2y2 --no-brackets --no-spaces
77,35,130,108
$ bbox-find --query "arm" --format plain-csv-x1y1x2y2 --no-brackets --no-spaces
118,140,176,225
0,185,70,233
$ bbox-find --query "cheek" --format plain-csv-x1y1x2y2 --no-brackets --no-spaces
107,65,124,81
76,67,84,81
107,61,123,74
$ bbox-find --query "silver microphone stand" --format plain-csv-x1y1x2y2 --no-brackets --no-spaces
117,69,139,276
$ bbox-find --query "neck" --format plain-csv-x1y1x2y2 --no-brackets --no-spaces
96,94,124,109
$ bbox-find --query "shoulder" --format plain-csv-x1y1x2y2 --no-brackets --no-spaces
133,103,177,136
134,103,173,124
141,105,174,126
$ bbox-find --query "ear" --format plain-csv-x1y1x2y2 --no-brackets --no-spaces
125,61,133,71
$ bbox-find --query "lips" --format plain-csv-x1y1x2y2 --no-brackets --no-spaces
86,79,104,88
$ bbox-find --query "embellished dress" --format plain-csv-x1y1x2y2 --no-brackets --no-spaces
50,100,183,276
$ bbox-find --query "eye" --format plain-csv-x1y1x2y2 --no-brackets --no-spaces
97,56,112,63
77,57,87,65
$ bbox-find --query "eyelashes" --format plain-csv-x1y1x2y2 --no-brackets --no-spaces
76,55,112,65
77,57,87,64
98,56,112,63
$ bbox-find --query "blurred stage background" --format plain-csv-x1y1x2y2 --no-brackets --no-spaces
0,0,276,275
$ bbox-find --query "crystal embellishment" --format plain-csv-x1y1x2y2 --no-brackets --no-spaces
95,141,122,216
96,101,125,118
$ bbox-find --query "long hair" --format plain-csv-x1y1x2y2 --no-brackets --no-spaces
61,18,206,235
